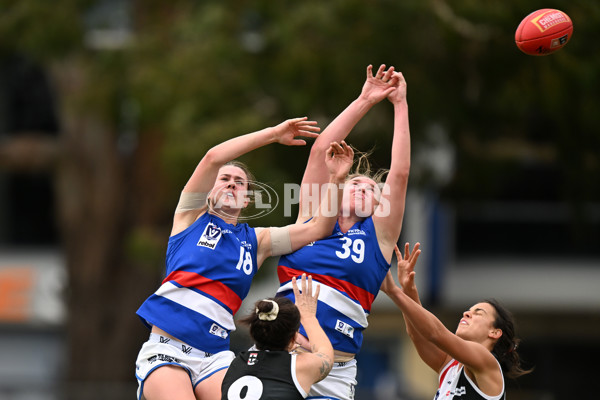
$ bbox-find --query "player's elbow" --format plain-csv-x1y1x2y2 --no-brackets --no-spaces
309,140,330,157
202,147,223,166
390,162,410,180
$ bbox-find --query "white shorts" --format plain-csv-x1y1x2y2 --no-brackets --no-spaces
135,333,235,400
307,359,357,400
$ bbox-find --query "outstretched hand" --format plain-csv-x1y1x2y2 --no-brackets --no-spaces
272,117,320,146
394,242,421,295
359,64,399,105
386,71,407,105
292,273,320,320
324,140,354,182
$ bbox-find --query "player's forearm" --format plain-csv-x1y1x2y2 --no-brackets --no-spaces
388,101,411,177
184,128,275,192
204,128,275,165
393,289,448,345
387,285,428,338
312,97,373,152
309,173,344,233
289,174,343,250
302,316,334,361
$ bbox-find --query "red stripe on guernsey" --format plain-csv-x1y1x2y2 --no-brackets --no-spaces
439,359,459,388
163,270,242,314
278,265,375,312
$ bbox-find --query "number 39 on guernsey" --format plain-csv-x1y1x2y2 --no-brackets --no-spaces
335,237,365,263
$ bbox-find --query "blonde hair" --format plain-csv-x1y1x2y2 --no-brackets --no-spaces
346,147,388,185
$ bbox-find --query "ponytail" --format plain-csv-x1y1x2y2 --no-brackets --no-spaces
485,299,533,378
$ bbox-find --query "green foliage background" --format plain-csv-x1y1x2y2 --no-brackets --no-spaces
4,0,598,217
1,0,599,392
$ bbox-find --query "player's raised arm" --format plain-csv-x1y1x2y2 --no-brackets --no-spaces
293,274,334,392
297,65,398,222
372,71,411,262
172,117,320,235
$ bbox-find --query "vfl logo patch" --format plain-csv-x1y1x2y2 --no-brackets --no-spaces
197,222,222,249
335,320,354,338
248,352,258,365
209,323,229,339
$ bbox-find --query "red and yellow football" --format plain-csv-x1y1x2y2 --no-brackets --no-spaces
515,9,573,56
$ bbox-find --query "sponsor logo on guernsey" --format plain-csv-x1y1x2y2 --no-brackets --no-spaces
209,323,229,339
197,222,222,249
335,320,355,338
437,386,466,397
248,352,258,365
346,228,366,236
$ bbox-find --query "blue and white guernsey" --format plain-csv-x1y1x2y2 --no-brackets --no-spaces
276,217,389,354
137,212,258,353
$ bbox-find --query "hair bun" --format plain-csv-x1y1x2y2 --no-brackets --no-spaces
256,299,279,321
